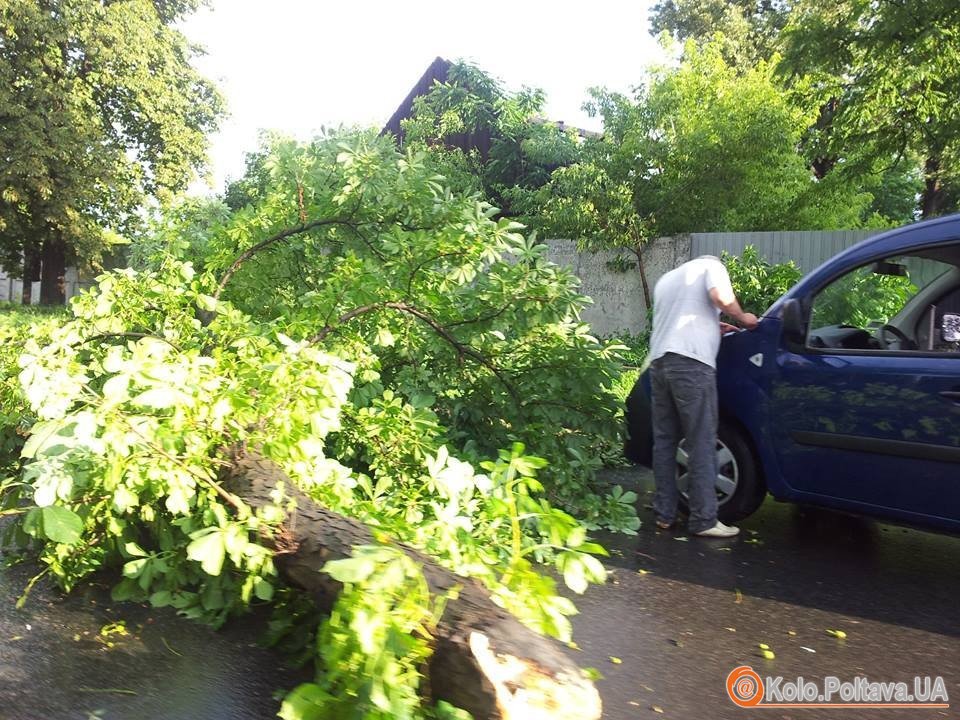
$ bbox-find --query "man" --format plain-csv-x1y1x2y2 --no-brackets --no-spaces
647,255,758,538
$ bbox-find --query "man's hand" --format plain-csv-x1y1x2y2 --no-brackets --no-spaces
720,321,740,334
739,312,759,330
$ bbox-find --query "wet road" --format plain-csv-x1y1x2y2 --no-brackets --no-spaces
0,559,309,720
2,468,959,719
566,468,960,720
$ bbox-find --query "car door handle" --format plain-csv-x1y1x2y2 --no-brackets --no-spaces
939,391,960,404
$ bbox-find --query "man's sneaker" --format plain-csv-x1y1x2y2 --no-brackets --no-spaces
694,522,740,538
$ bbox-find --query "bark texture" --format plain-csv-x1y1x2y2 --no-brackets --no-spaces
222,451,602,720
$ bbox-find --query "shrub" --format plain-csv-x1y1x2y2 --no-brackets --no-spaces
722,245,802,316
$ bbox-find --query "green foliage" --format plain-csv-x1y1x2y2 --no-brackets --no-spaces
722,245,802,315
129,198,233,273
603,331,649,369
187,132,630,531
0,306,64,476
280,546,456,720
401,61,580,216
0,0,223,294
6,263,354,619
779,0,960,217
595,41,874,233
523,38,884,312
649,0,791,66
610,368,641,406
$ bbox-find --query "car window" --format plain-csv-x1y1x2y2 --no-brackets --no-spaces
807,254,958,352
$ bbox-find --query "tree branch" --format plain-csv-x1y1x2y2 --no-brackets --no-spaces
309,301,521,402
213,215,359,301
81,332,183,353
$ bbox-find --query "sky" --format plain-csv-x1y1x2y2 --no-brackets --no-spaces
179,0,665,193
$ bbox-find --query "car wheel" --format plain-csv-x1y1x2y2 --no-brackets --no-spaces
678,421,765,523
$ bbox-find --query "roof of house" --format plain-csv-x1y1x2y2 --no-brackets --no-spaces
381,56,452,142
381,57,599,154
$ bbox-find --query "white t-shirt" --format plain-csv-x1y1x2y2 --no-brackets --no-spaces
647,256,733,369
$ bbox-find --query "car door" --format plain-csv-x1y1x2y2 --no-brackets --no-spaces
769,251,960,525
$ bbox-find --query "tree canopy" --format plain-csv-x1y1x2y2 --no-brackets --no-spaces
519,41,881,307
2,131,632,715
779,0,960,217
400,61,580,217
649,0,791,65
0,0,223,303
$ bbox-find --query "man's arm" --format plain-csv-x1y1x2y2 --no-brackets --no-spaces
709,287,759,329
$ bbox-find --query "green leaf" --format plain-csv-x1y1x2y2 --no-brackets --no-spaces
562,555,588,594
150,590,172,607
580,553,607,583
124,542,147,557
196,294,218,312
186,528,226,576
322,556,377,584
39,505,83,545
103,374,130,403
123,558,148,579
279,683,328,720
566,526,586,547
133,388,177,409
254,578,274,601
21,508,41,538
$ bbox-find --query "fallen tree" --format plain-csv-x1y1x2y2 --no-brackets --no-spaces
6,134,621,718
225,449,602,720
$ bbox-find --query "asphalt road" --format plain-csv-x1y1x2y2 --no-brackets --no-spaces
568,467,960,720
0,559,309,720
1,467,958,719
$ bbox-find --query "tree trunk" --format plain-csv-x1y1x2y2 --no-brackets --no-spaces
21,247,41,305
39,236,67,305
222,451,602,720
921,155,946,219
632,245,652,310
811,155,836,180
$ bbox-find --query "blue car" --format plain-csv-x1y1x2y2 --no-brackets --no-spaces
625,214,960,532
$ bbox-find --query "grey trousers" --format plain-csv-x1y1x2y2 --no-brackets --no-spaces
650,352,719,533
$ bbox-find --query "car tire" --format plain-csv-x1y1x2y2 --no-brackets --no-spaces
678,420,766,524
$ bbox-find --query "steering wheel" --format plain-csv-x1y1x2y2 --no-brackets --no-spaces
878,323,913,349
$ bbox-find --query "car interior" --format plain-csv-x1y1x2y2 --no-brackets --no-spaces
806,246,960,353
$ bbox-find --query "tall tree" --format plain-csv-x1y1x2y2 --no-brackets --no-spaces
779,0,960,217
0,0,223,303
524,41,878,308
649,0,792,66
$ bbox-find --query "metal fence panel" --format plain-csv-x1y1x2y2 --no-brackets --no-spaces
690,230,880,273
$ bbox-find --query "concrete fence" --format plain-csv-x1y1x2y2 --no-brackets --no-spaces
0,267,93,304
546,229,884,337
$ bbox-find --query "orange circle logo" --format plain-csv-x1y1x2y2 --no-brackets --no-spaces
727,665,764,707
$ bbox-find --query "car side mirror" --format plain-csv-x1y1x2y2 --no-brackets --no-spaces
943,313,960,343
781,299,805,347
